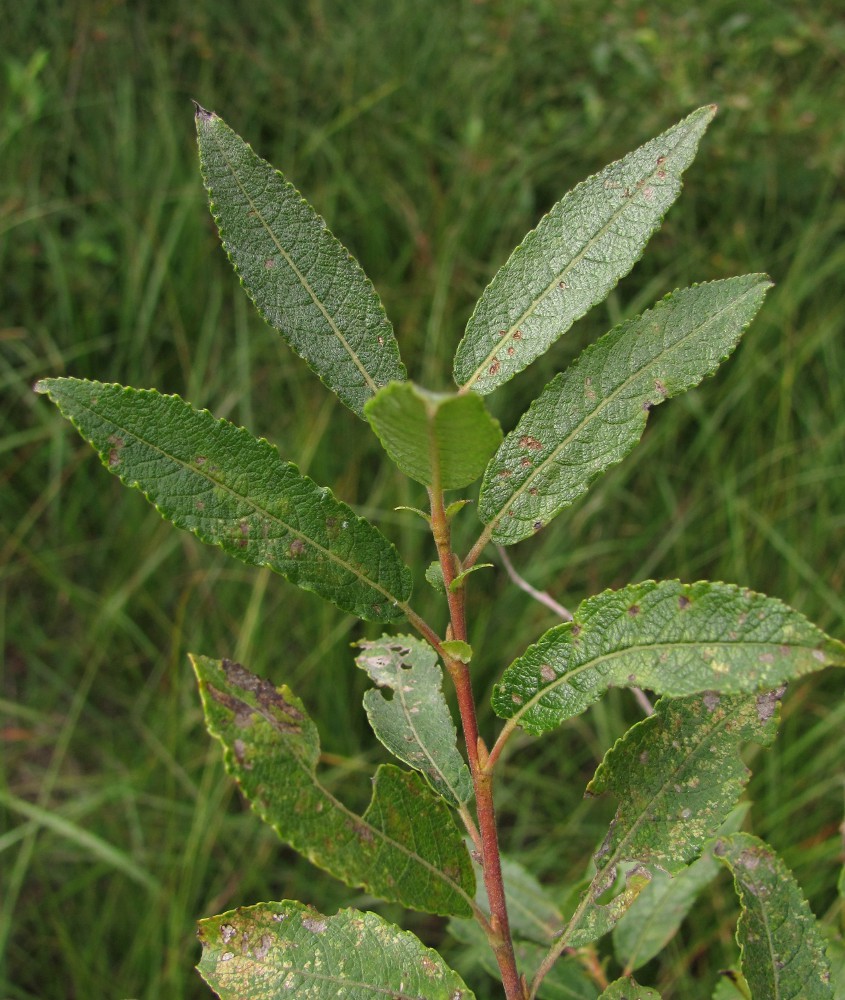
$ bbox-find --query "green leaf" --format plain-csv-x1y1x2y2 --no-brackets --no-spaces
598,978,662,1000
612,804,750,972
712,970,752,999
36,378,411,623
441,640,473,663
470,851,564,946
192,655,475,917
453,105,716,395
354,635,473,807
714,833,834,999
197,901,475,999
562,864,653,950
479,275,771,544
587,692,780,874
493,580,845,736
365,381,502,490
194,106,406,418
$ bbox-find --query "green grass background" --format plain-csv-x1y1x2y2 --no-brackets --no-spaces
2,1,844,997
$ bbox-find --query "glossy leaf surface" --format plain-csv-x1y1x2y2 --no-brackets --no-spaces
355,635,473,807
365,381,502,489
36,379,411,622
193,655,475,916
453,105,716,394
198,901,475,999
715,834,833,999
493,580,844,735
196,106,406,417
479,275,771,544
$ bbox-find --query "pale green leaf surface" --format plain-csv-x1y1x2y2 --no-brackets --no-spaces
470,851,564,945
561,864,653,950
447,919,598,1000
355,635,473,807
493,580,844,736
198,901,474,999
192,655,475,916
711,970,752,999
36,379,411,622
598,978,662,1000
195,106,406,417
365,381,502,489
587,694,779,873
479,276,771,544
715,833,834,999
612,804,750,971
453,105,716,394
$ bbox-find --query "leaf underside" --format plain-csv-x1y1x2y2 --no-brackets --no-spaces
36,378,411,622
453,104,716,395
195,106,406,418
479,275,771,544
365,381,502,490
493,579,844,736
197,901,475,999
715,834,834,999
355,634,473,807
192,655,475,917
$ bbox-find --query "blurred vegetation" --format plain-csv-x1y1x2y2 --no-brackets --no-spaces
2,1,844,997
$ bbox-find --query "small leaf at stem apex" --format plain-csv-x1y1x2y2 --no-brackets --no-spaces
355,635,473,807
195,107,406,418
193,654,475,916
493,579,844,735
198,901,476,999
479,275,771,544
454,105,717,395
365,381,502,490
714,834,833,999
36,378,412,622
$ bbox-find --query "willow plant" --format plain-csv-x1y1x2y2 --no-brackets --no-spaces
36,104,842,999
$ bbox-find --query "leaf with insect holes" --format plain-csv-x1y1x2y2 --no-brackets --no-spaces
453,105,716,395
365,381,502,490
192,655,475,917
36,379,411,622
354,635,473,807
598,979,663,1000
612,804,750,972
479,275,771,544
493,580,845,736
714,834,834,999
197,901,475,999
195,106,406,418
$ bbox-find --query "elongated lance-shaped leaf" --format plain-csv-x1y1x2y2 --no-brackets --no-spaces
198,901,475,999
36,378,411,622
612,804,750,972
195,105,406,417
479,275,771,544
364,382,502,490
354,635,473,807
192,655,475,917
714,834,834,999
493,580,845,736
586,692,782,876
453,105,716,395
598,979,662,1000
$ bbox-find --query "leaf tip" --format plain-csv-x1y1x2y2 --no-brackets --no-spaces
33,378,51,395
192,99,214,121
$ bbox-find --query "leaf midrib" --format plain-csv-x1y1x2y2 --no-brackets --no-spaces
461,122,696,391
485,284,758,533
71,389,405,609
207,117,378,396
507,634,817,732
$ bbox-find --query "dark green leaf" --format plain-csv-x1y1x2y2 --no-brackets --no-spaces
193,655,475,916
479,276,771,544
198,901,475,999
453,105,716,395
365,381,502,490
195,106,406,417
493,580,844,736
36,378,411,622
355,635,473,807
715,834,834,999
